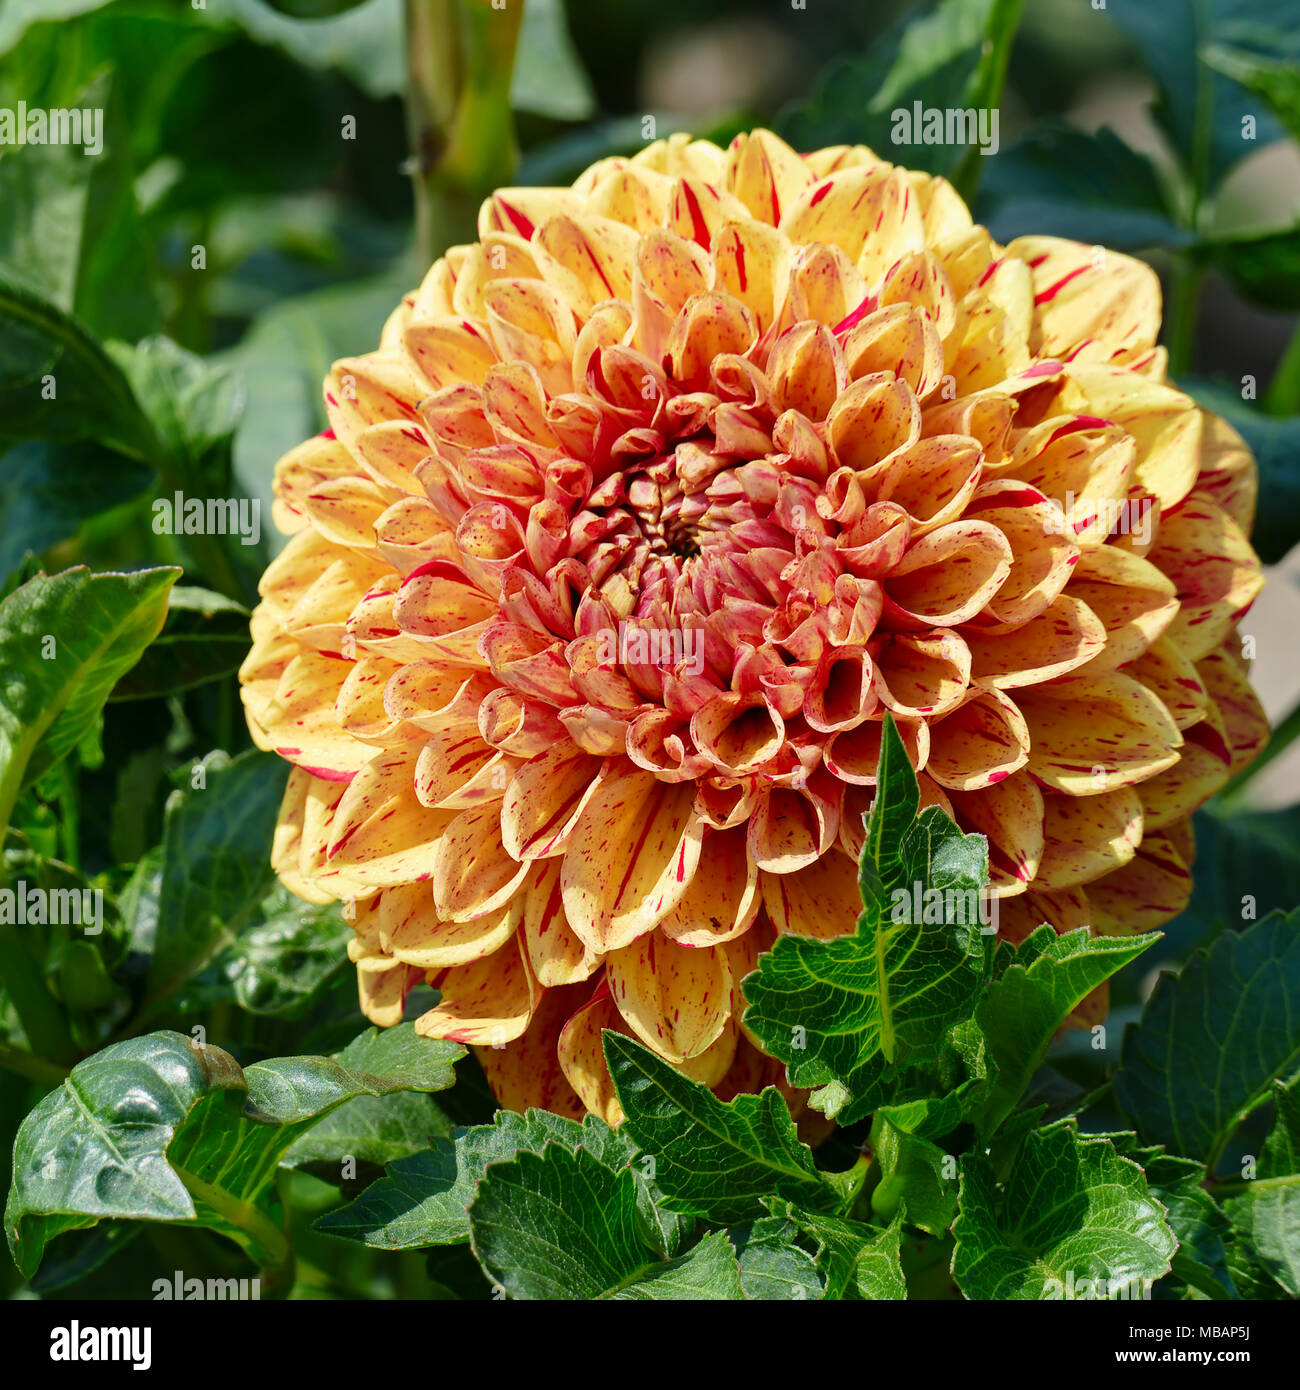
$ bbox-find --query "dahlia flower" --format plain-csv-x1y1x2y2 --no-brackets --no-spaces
241,129,1267,1123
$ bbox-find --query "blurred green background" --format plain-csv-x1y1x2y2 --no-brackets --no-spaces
3,0,1300,1298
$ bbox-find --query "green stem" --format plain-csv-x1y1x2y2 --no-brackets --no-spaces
0,1040,69,1088
176,1169,295,1299
0,924,77,1065
1209,1174,1296,1198
57,760,79,867
1264,317,1300,416
405,0,524,268
1166,0,1214,380
951,0,1027,206
1165,257,1205,379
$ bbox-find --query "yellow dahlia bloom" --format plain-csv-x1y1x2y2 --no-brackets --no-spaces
241,130,1267,1123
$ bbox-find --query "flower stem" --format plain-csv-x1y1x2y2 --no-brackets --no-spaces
0,923,77,1066
0,1040,69,1088
1264,317,1300,416
405,0,524,268
1165,256,1204,380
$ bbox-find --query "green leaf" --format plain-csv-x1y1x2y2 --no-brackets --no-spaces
975,925,1160,1135
875,1076,987,1142
109,586,250,701
870,1117,958,1236
604,1031,841,1225
1160,801,1300,952
604,1231,744,1302
137,750,290,1009
202,885,351,1018
284,1092,451,1172
1105,0,1292,190
1114,914,1300,1166
979,126,1188,251
1194,222,1300,313
952,1123,1176,1300
511,0,595,121
210,0,404,101
468,1145,743,1300
779,0,1025,186
728,1215,823,1300
317,1107,691,1257
0,441,153,578
0,273,156,457
111,336,246,496
0,1,109,55
1225,1075,1300,1296
0,71,157,343
1204,42,1300,144
1224,1228,1293,1299
1095,1132,1240,1298
1163,1185,1238,1300
0,565,177,828
5,1024,463,1278
743,717,992,1123
772,1202,907,1300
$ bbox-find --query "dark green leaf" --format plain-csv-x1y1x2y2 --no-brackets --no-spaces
512,0,595,120
779,0,1024,183
138,750,289,1007
1225,1075,1300,1295
5,1024,462,1276
206,885,351,1017
317,1107,691,1257
1105,0,1290,189
468,1145,743,1300
284,1092,451,1171
0,273,156,457
976,925,1160,1134
1160,799,1300,945
1162,1185,1238,1299
772,1202,907,1300
110,586,250,701
604,1031,841,1225
952,1123,1176,1300
1195,223,1300,312
728,1215,823,1300
1115,914,1300,1165
211,0,404,101
260,0,371,16
979,126,1187,250
111,336,245,495
0,71,157,342
743,717,992,1123
0,565,177,823
1204,42,1300,144
0,441,153,578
